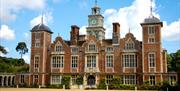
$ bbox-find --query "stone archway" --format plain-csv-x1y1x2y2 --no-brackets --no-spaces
87,75,95,86
12,76,15,85
4,76,7,86
8,76,11,86
0,76,2,86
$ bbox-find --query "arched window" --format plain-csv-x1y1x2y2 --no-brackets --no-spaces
55,43,62,52
125,42,134,50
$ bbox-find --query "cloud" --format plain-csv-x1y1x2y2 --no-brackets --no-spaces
79,26,87,35
162,19,180,41
22,55,30,64
0,25,15,40
103,0,160,40
0,0,46,23
30,12,53,28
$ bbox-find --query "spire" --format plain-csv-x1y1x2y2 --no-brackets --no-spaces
128,27,131,33
41,12,44,24
150,0,153,17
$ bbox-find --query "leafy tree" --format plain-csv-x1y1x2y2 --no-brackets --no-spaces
0,45,7,54
16,42,28,60
76,76,83,85
175,50,180,85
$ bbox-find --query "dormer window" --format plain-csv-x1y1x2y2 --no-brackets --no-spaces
106,47,113,52
55,44,62,52
148,26,155,35
71,47,78,54
125,42,134,50
88,44,96,52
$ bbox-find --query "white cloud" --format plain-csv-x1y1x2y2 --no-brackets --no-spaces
162,19,180,41
30,12,53,28
79,26,87,35
22,55,30,64
103,0,160,40
0,25,15,40
0,0,46,22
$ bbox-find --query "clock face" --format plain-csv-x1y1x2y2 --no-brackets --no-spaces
91,18,97,25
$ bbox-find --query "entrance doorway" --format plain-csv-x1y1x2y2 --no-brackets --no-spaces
87,75,95,86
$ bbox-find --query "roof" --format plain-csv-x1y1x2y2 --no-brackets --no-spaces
144,16,160,23
31,23,53,34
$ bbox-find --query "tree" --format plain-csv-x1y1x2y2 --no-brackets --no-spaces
0,45,7,54
16,42,28,59
175,50,180,85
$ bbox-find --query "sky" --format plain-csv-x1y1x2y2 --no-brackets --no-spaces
0,0,180,64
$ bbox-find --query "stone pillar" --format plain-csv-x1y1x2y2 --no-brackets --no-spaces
1,76,4,87
83,75,87,87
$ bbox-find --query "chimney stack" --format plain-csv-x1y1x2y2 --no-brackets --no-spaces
70,25,79,45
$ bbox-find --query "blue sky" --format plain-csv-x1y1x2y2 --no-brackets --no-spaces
0,0,180,63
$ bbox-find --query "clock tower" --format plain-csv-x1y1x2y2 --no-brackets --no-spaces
86,0,105,40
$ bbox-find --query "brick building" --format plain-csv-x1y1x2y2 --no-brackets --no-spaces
0,1,177,88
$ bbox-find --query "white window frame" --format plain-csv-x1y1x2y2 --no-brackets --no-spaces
34,55,40,72
71,47,78,54
51,75,62,85
87,55,96,68
88,43,96,52
71,55,78,68
106,55,114,68
71,75,77,85
122,54,137,68
148,36,155,43
106,75,113,84
106,47,113,52
33,75,39,85
35,32,41,48
169,76,176,86
123,75,136,84
51,55,64,68
55,44,62,52
148,26,155,35
149,75,155,85
20,75,25,84
148,52,156,68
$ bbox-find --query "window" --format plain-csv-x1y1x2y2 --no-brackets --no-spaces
149,76,155,85
51,75,62,85
125,42,134,50
106,47,113,52
35,32,41,39
124,75,136,84
71,56,78,68
33,75,39,84
52,56,64,68
35,40,40,47
148,37,155,43
71,75,77,85
55,44,62,52
88,44,96,52
35,33,41,48
34,56,39,72
122,54,137,67
87,56,96,67
148,53,155,67
169,76,176,86
20,75,25,84
106,55,113,67
106,75,113,84
148,26,155,35
71,47,78,54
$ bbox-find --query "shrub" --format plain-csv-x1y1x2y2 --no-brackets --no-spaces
97,79,106,89
62,76,70,89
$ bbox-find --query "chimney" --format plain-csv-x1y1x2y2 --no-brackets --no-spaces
70,25,79,45
112,22,120,45
113,22,120,33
